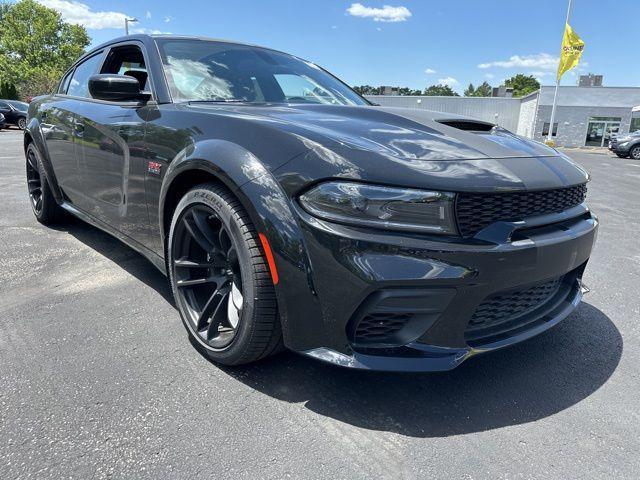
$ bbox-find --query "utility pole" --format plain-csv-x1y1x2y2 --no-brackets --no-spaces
125,17,138,35
547,0,573,145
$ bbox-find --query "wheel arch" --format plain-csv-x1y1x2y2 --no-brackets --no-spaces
23,119,64,204
158,142,318,351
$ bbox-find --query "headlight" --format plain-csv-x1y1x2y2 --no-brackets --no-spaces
618,141,629,147
298,181,457,234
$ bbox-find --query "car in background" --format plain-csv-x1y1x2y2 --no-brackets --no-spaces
0,113,5,130
0,100,28,129
609,130,640,159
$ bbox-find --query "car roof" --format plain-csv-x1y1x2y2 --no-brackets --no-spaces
85,34,291,62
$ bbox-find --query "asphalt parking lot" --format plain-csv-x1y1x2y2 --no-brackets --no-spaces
1,127,638,479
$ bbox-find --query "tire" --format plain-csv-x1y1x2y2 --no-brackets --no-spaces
18,117,27,130
168,183,282,365
616,152,628,158
26,143,64,224
631,145,640,160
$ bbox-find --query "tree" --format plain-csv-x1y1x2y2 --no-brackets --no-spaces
0,0,90,99
503,74,540,97
0,80,19,99
473,81,492,97
464,83,475,96
423,84,459,96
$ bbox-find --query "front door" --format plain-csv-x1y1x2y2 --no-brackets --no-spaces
74,42,154,245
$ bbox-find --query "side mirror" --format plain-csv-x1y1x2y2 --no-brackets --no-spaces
88,74,150,102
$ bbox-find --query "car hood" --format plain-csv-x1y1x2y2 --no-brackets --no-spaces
185,103,589,192
188,103,555,160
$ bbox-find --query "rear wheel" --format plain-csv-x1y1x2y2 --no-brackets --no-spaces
631,145,640,160
168,183,282,365
26,143,64,224
18,117,27,130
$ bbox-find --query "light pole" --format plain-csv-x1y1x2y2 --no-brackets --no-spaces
125,17,138,35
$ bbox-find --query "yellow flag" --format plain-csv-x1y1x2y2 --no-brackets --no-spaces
557,23,585,81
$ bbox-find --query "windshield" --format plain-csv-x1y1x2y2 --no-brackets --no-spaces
156,39,367,106
6,100,28,112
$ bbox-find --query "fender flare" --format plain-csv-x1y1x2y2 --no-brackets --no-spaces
24,118,64,204
158,139,318,349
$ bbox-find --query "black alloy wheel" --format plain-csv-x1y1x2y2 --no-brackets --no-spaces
26,147,43,215
168,184,282,365
171,204,244,349
25,143,63,224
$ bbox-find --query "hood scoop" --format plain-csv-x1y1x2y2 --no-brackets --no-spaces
436,119,495,133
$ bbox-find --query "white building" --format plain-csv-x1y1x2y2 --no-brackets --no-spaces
367,85,640,148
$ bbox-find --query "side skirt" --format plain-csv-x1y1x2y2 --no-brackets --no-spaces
59,202,167,275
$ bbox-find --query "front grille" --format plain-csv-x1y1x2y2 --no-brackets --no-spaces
456,184,587,238
354,312,413,344
465,276,563,346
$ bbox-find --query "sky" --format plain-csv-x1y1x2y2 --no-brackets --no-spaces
32,0,640,93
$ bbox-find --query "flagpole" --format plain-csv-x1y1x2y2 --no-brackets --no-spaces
547,0,574,144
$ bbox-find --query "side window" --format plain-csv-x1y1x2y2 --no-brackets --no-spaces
101,45,149,92
67,53,104,98
58,70,73,94
0,101,10,110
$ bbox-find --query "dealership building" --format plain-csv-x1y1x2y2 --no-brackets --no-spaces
367,79,640,148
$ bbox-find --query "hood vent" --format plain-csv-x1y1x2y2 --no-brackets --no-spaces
436,119,495,133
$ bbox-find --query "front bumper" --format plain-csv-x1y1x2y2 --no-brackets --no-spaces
291,204,598,371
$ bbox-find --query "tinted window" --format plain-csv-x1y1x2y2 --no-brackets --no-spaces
6,100,28,112
101,45,149,91
59,70,73,94
67,53,104,98
156,39,366,106
0,102,9,110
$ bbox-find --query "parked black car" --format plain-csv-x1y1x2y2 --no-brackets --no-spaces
25,35,598,371
0,99,28,129
609,130,640,159
0,112,5,130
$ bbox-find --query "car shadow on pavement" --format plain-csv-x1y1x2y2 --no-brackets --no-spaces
53,216,175,307
219,302,621,438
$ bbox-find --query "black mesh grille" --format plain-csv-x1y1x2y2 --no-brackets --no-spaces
354,312,413,344
465,277,563,345
456,184,587,238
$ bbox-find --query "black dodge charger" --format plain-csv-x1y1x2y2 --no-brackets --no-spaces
25,35,598,371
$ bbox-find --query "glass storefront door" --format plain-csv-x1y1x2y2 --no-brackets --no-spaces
586,122,605,146
586,117,622,147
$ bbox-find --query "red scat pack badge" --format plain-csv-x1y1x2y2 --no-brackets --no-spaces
148,161,162,175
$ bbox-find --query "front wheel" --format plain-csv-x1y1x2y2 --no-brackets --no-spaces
630,145,640,160
18,117,26,130
168,183,282,365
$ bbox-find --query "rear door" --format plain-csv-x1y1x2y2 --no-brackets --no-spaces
41,52,105,205
74,41,154,245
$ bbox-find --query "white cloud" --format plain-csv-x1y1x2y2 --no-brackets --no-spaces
346,3,412,22
331,25,338,29
164,15,172,23
424,68,436,74
437,77,459,87
478,53,559,71
132,28,172,35
484,73,495,79
37,0,129,30
145,10,151,19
